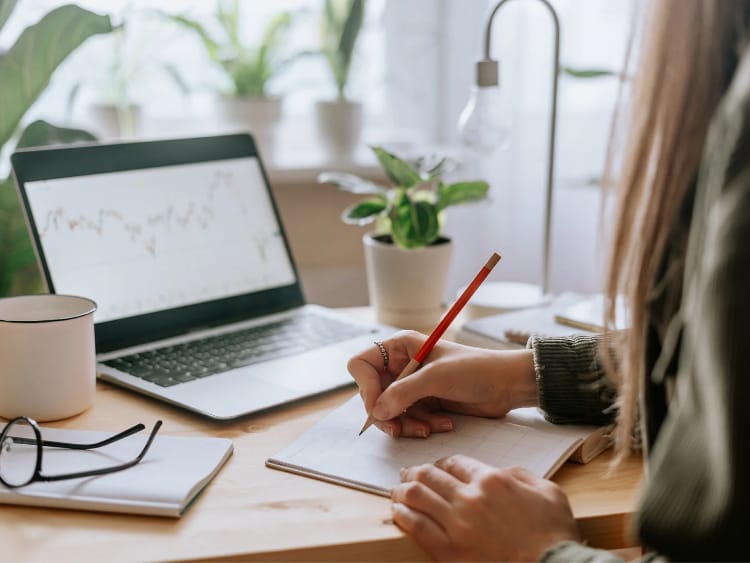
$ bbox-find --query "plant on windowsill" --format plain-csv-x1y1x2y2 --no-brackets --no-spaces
315,0,366,160
66,15,188,139
0,2,113,296
162,0,303,157
318,146,489,328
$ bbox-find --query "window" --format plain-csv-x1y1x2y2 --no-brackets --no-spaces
5,0,635,294
5,0,387,150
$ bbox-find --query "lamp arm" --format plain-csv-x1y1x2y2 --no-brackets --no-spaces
483,0,560,295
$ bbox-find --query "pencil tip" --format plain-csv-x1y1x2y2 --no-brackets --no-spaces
358,417,372,436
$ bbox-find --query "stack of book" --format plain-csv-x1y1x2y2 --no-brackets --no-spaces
455,293,623,349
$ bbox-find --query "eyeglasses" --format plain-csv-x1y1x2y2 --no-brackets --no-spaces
0,417,162,489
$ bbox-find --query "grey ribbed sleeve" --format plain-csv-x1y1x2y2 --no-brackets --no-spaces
541,541,625,563
528,334,617,426
541,541,666,563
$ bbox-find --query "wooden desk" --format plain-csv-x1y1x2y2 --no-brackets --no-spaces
0,383,642,562
0,308,643,561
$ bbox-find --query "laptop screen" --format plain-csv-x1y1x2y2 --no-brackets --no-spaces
12,134,306,353
23,157,296,323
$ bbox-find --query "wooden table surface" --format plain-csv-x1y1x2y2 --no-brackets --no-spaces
0,376,643,562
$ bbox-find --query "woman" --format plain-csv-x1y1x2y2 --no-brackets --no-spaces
347,1,750,560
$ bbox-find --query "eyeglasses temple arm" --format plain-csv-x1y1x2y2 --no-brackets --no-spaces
39,423,147,450
36,421,162,483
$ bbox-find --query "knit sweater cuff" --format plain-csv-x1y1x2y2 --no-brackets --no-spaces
540,540,625,563
528,334,617,425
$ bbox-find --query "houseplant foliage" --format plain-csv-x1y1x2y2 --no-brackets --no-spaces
0,2,113,295
319,146,490,249
66,15,188,138
163,0,298,98
321,0,364,100
314,0,366,159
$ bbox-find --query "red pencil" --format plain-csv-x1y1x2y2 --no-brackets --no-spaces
358,252,502,435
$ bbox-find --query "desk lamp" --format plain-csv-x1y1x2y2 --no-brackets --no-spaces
458,0,560,307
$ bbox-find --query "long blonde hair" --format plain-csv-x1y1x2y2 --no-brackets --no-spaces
605,0,750,457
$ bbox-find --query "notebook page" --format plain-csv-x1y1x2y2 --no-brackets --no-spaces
268,396,601,495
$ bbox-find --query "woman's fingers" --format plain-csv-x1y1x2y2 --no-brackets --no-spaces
399,463,463,501
392,478,454,527
385,412,434,439
434,454,492,484
391,502,450,560
373,419,400,437
378,402,454,439
348,332,427,413
402,402,454,435
372,367,442,420
348,355,385,413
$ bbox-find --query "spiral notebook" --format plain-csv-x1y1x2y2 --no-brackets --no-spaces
0,426,233,517
266,396,611,496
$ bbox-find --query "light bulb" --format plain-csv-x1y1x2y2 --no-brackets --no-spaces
457,84,510,156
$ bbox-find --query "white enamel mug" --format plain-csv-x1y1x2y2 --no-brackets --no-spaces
0,294,97,421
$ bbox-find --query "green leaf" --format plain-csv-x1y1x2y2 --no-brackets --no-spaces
0,5,113,149
163,7,298,98
261,11,293,50
160,62,190,96
228,59,270,97
390,196,439,249
16,119,96,149
437,181,489,210
216,0,240,48
560,65,617,79
335,0,364,97
0,177,42,296
341,198,386,225
322,0,364,96
338,0,364,62
162,12,221,63
0,0,17,34
371,146,422,188
0,120,96,296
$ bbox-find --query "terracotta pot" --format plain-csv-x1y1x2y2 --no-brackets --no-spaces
363,233,452,329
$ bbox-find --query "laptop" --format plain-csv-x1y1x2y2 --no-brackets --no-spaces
11,133,389,420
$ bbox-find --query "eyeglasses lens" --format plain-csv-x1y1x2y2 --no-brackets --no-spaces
0,419,38,487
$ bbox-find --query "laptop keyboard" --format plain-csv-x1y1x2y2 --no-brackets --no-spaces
103,312,375,388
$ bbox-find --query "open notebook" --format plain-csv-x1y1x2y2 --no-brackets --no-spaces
0,426,233,517
266,396,611,496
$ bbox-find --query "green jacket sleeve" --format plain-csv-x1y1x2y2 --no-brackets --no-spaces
542,44,750,562
633,43,750,561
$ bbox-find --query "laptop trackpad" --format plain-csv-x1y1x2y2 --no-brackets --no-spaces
244,347,354,394
167,374,295,419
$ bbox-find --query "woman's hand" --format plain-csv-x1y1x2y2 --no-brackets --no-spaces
391,455,580,561
347,331,538,438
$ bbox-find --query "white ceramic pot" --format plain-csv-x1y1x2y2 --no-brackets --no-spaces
363,233,453,329
315,99,363,161
87,103,142,139
216,95,283,158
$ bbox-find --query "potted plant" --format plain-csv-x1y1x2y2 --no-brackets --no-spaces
67,13,188,139
316,0,366,160
319,146,489,327
163,1,300,157
0,2,113,296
